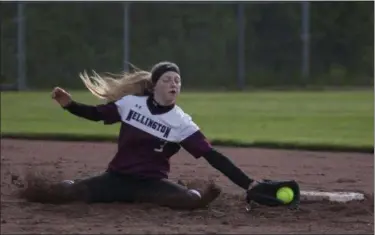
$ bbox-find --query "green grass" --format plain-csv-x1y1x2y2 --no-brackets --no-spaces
1,90,373,152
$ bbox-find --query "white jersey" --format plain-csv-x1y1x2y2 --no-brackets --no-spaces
115,95,199,143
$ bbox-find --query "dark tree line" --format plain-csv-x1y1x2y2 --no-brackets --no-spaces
1,2,373,89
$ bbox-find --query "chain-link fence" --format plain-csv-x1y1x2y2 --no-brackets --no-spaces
1,2,373,91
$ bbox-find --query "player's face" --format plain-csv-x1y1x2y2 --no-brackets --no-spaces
154,71,181,105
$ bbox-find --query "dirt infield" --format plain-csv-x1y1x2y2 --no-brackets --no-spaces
1,138,373,234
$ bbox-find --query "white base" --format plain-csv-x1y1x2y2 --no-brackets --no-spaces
300,190,365,203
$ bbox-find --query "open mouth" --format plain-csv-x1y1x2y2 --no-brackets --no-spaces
169,90,176,94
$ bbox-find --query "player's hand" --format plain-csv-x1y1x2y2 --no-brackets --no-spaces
51,87,72,107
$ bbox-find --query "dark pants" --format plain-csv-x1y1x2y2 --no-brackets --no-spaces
68,170,204,210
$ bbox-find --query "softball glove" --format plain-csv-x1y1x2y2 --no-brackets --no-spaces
246,179,300,208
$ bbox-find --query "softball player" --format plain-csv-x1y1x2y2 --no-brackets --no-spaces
47,61,300,210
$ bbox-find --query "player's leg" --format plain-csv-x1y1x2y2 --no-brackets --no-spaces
134,178,221,210
60,171,137,203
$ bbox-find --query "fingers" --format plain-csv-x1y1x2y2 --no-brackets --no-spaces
51,87,68,99
51,87,72,107
51,87,60,99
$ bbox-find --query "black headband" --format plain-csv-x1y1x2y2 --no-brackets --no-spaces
151,63,180,84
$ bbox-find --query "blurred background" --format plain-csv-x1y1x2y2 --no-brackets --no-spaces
1,1,374,91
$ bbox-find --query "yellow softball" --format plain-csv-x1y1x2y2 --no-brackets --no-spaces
276,187,294,204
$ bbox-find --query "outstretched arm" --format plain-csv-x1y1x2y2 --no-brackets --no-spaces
63,101,121,124
180,131,255,191
52,87,121,124
180,125,300,208
202,149,255,190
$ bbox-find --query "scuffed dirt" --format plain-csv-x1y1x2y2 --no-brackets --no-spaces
1,139,373,234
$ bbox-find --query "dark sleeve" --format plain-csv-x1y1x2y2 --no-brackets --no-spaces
180,130,253,190
63,101,121,124
180,130,213,159
202,149,254,190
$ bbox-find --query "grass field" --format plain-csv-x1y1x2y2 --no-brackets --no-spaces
1,90,373,152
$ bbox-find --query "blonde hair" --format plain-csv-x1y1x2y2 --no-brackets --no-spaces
79,66,153,102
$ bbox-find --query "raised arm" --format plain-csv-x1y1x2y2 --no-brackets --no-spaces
52,87,121,124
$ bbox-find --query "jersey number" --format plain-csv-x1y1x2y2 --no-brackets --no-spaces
154,140,167,152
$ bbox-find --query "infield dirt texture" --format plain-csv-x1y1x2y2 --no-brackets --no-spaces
1,139,373,234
